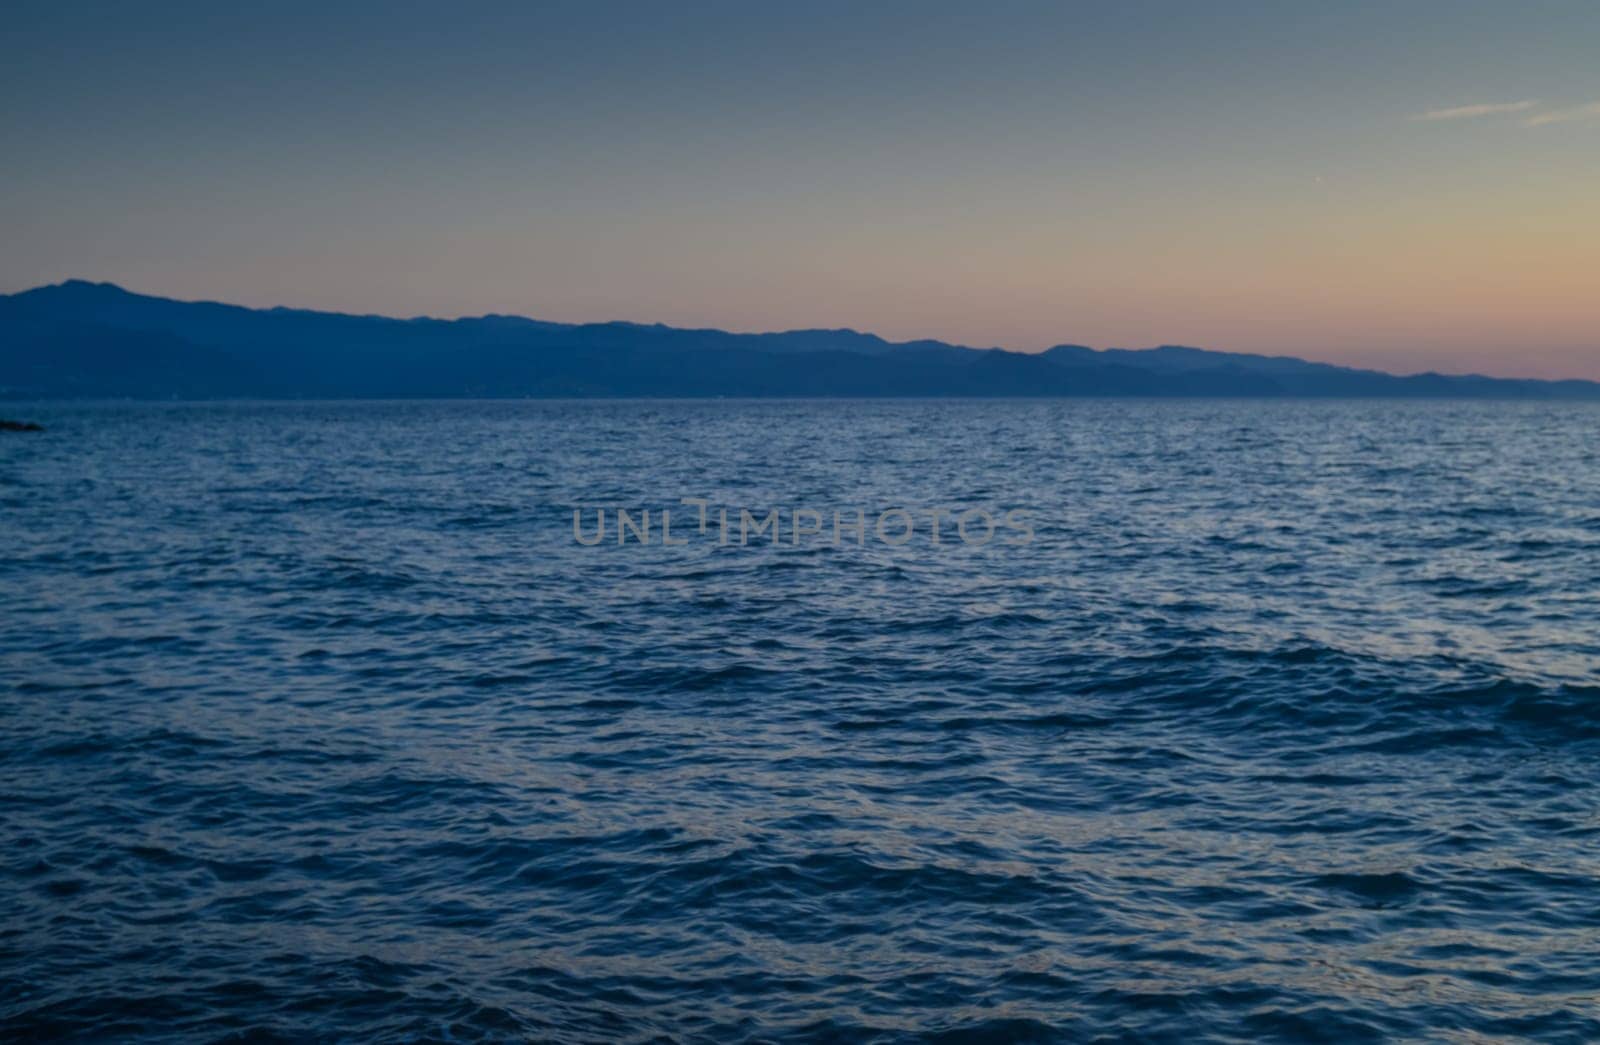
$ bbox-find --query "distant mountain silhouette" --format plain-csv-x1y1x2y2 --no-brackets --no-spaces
3,280,1597,399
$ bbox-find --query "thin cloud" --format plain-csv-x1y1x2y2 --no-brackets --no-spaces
1414,100,1538,121
1525,101,1600,126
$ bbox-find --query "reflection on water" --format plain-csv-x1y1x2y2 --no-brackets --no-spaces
2,399,1598,1041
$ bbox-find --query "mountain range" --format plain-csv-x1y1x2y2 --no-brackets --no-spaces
3,280,1597,400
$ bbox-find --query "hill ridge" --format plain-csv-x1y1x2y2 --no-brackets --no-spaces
3,280,1596,400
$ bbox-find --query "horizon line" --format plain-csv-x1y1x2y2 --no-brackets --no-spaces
9,277,1596,388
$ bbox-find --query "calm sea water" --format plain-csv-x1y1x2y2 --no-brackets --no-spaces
3,399,1599,1042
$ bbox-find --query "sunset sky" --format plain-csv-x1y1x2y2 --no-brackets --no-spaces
4,1,1597,378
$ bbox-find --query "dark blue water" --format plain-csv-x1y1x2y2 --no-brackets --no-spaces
3,400,1599,1042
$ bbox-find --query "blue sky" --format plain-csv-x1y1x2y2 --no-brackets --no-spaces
5,1,1598,376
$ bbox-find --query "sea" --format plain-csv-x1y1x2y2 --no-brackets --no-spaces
2,399,1598,1042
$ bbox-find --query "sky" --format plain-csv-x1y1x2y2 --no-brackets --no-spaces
3,1,1598,378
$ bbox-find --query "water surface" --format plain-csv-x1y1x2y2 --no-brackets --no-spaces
3,400,1598,1041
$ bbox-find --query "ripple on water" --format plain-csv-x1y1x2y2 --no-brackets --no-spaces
2,399,1599,1042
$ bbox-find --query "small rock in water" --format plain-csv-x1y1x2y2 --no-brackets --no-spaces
0,419,45,432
